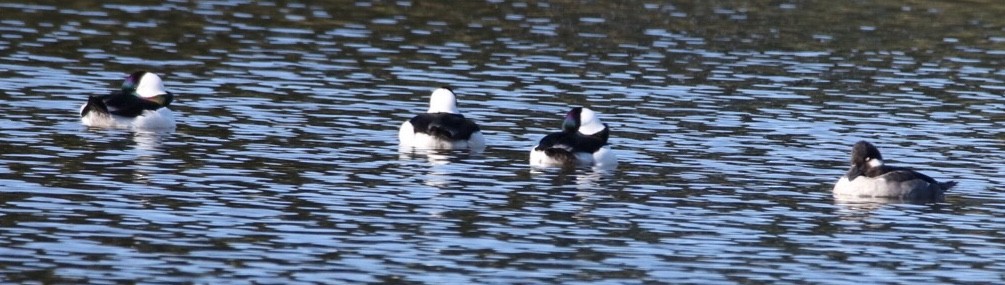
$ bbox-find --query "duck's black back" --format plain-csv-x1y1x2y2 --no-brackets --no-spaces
409,113,480,140
866,165,938,185
534,126,608,154
83,91,168,118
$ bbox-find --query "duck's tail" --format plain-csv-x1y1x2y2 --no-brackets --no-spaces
80,96,109,117
940,180,958,191
543,148,578,164
427,124,455,140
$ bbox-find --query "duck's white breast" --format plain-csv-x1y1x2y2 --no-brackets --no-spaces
832,175,933,199
591,146,617,170
131,108,176,130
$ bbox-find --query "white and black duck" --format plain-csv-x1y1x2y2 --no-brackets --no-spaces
529,107,617,169
833,141,957,200
80,71,176,130
398,87,485,151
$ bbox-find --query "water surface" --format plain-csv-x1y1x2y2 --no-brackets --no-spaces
2,0,1005,283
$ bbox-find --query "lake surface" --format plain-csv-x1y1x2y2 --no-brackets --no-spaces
3,0,1005,283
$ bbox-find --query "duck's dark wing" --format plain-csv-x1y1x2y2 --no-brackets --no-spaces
409,113,480,140
81,95,110,118
88,91,169,118
535,126,609,154
535,131,575,151
103,90,168,116
573,125,609,153
868,165,939,184
534,131,578,162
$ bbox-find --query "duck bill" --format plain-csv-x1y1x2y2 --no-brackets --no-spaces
844,166,862,181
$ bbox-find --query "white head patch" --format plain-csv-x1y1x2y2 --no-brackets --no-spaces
427,88,459,114
577,107,606,135
135,72,167,98
867,158,884,168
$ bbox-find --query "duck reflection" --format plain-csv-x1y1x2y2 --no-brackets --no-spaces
398,148,479,188
529,166,615,191
831,190,948,223
129,130,173,184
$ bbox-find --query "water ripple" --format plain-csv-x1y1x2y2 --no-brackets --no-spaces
2,1,1005,284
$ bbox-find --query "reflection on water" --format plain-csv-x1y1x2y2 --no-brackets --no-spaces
2,0,1005,283
399,149,481,188
127,130,172,184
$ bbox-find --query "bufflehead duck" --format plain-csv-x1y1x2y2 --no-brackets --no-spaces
833,141,957,200
80,71,176,130
529,107,617,169
398,87,485,151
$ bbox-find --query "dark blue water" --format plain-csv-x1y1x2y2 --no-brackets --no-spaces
2,1,1005,283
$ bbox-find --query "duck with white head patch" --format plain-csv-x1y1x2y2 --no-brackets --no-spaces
529,107,617,169
80,71,176,130
833,141,957,201
398,87,485,151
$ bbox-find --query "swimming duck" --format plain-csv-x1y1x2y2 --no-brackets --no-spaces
833,141,956,200
80,71,176,129
398,87,485,151
529,107,617,169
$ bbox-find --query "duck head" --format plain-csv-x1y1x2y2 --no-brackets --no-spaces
123,71,173,107
577,107,607,135
427,87,459,114
845,140,884,180
562,107,582,133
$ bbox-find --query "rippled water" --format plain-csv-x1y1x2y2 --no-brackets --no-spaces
3,0,1005,283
